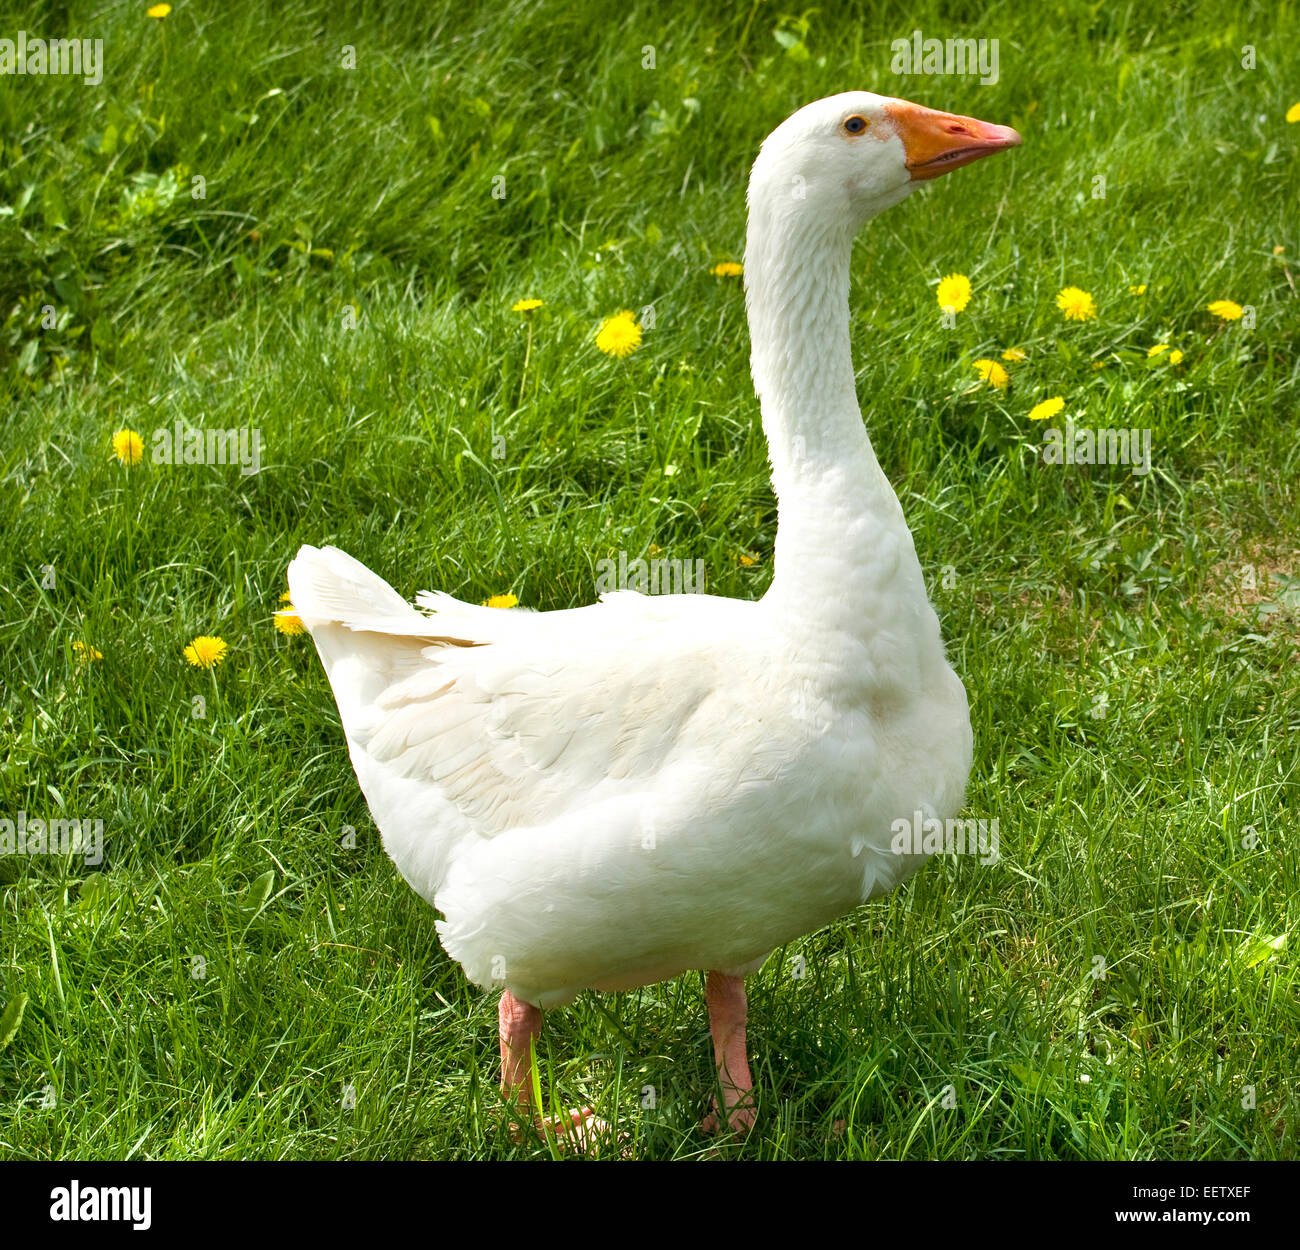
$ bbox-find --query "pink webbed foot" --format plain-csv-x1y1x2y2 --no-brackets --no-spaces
537,1107,615,1151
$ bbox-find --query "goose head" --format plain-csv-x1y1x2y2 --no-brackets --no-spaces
748,91,1020,233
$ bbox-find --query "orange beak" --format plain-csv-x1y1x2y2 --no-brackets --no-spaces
884,100,1021,181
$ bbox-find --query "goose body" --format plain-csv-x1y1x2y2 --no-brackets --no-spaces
289,90,1018,1133
290,545,968,1006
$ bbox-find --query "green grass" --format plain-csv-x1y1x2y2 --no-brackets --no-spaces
1,0,1297,1160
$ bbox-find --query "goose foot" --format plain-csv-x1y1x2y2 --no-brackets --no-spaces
505,1109,616,1152
539,1107,615,1150
506,1106,608,1142
701,970,757,1135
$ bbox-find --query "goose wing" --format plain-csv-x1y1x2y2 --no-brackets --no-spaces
288,544,755,843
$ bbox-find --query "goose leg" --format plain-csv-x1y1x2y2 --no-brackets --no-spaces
701,971,757,1134
497,989,605,1147
498,989,542,1112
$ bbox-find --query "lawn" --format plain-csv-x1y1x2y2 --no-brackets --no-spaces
0,0,1297,1160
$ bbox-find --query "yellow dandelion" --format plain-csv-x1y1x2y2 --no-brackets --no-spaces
936,273,972,315
1168,350,1184,365
1028,396,1065,421
184,635,228,669
1092,360,1107,370
482,593,518,609
1056,286,1097,321
595,311,642,359
111,428,144,465
1147,344,1170,357
72,641,103,664
1287,103,1300,124
1129,284,1147,295
147,3,171,16
710,262,743,277
511,298,543,313
1207,299,1243,321
738,552,758,567
1274,245,1285,255
273,592,305,636
972,358,1009,390
273,610,304,635
1001,347,1027,362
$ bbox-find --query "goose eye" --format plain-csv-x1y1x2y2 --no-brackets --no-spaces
843,115,868,135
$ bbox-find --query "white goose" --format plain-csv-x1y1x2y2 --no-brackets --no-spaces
289,92,1019,1138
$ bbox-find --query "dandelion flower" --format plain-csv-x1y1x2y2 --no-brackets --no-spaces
595,311,642,359
1207,299,1243,321
1274,245,1286,255
936,273,972,314
1056,286,1097,321
1287,103,1300,124
1147,344,1170,357
710,262,743,277
1168,350,1184,365
184,636,228,669
482,593,518,609
72,641,103,664
274,592,305,636
147,3,171,16
111,429,144,465
1028,396,1065,421
972,358,1009,390
1001,347,1027,362
273,609,304,635
511,298,543,313
1129,284,1147,295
